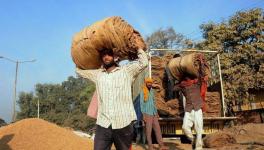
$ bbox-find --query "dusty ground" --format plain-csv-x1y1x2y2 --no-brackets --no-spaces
203,123,264,150
1,118,263,150
131,138,192,150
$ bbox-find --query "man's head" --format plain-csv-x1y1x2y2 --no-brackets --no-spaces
100,49,117,69
145,77,153,89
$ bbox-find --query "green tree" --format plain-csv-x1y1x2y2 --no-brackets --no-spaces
197,8,264,104
17,92,37,119
17,76,96,132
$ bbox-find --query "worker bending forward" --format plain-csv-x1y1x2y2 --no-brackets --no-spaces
175,76,205,150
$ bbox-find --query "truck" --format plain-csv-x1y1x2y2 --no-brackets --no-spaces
132,48,237,142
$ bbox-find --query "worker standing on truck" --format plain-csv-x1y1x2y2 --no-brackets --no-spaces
174,76,207,150
76,48,148,150
164,53,181,100
140,78,168,150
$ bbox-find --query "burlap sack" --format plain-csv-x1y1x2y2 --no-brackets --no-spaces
167,53,210,80
71,16,147,69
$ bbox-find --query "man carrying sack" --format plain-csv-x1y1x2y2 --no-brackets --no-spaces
140,78,168,150
174,76,207,150
76,48,148,150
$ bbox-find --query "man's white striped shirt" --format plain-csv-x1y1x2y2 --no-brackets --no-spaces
76,49,148,129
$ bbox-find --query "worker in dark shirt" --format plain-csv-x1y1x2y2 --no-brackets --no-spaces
174,76,204,150
164,53,181,100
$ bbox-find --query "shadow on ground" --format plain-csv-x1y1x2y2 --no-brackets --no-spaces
0,134,14,150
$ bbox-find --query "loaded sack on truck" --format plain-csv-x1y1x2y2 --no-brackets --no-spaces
167,53,210,80
71,16,147,69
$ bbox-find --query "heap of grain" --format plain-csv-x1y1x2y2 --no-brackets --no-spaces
0,118,93,150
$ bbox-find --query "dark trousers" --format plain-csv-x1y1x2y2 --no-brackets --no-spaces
94,124,134,150
167,78,176,99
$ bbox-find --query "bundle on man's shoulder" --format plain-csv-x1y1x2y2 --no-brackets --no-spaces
71,16,147,69
167,52,211,80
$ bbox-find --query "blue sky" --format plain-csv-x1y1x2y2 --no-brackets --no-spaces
0,0,263,123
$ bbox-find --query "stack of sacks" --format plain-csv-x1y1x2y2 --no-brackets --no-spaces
71,16,147,69
156,92,221,117
157,98,185,117
151,54,175,100
204,92,221,117
167,52,210,80
151,56,168,102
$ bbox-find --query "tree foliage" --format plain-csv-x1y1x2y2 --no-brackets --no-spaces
145,27,193,55
17,76,96,131
197,8,264,104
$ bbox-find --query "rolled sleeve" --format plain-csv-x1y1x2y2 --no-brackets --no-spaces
75,68,99,83
124,49,148,78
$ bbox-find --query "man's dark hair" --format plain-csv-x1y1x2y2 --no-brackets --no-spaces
173,53,181,58
100,48,114,59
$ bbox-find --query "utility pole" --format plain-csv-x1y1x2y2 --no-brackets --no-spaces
0,56,36,122
38,99,39,119
148,51,152,78
13,61,18,121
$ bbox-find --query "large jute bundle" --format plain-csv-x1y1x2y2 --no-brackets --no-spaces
167,53,210,80
71,16,147,69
